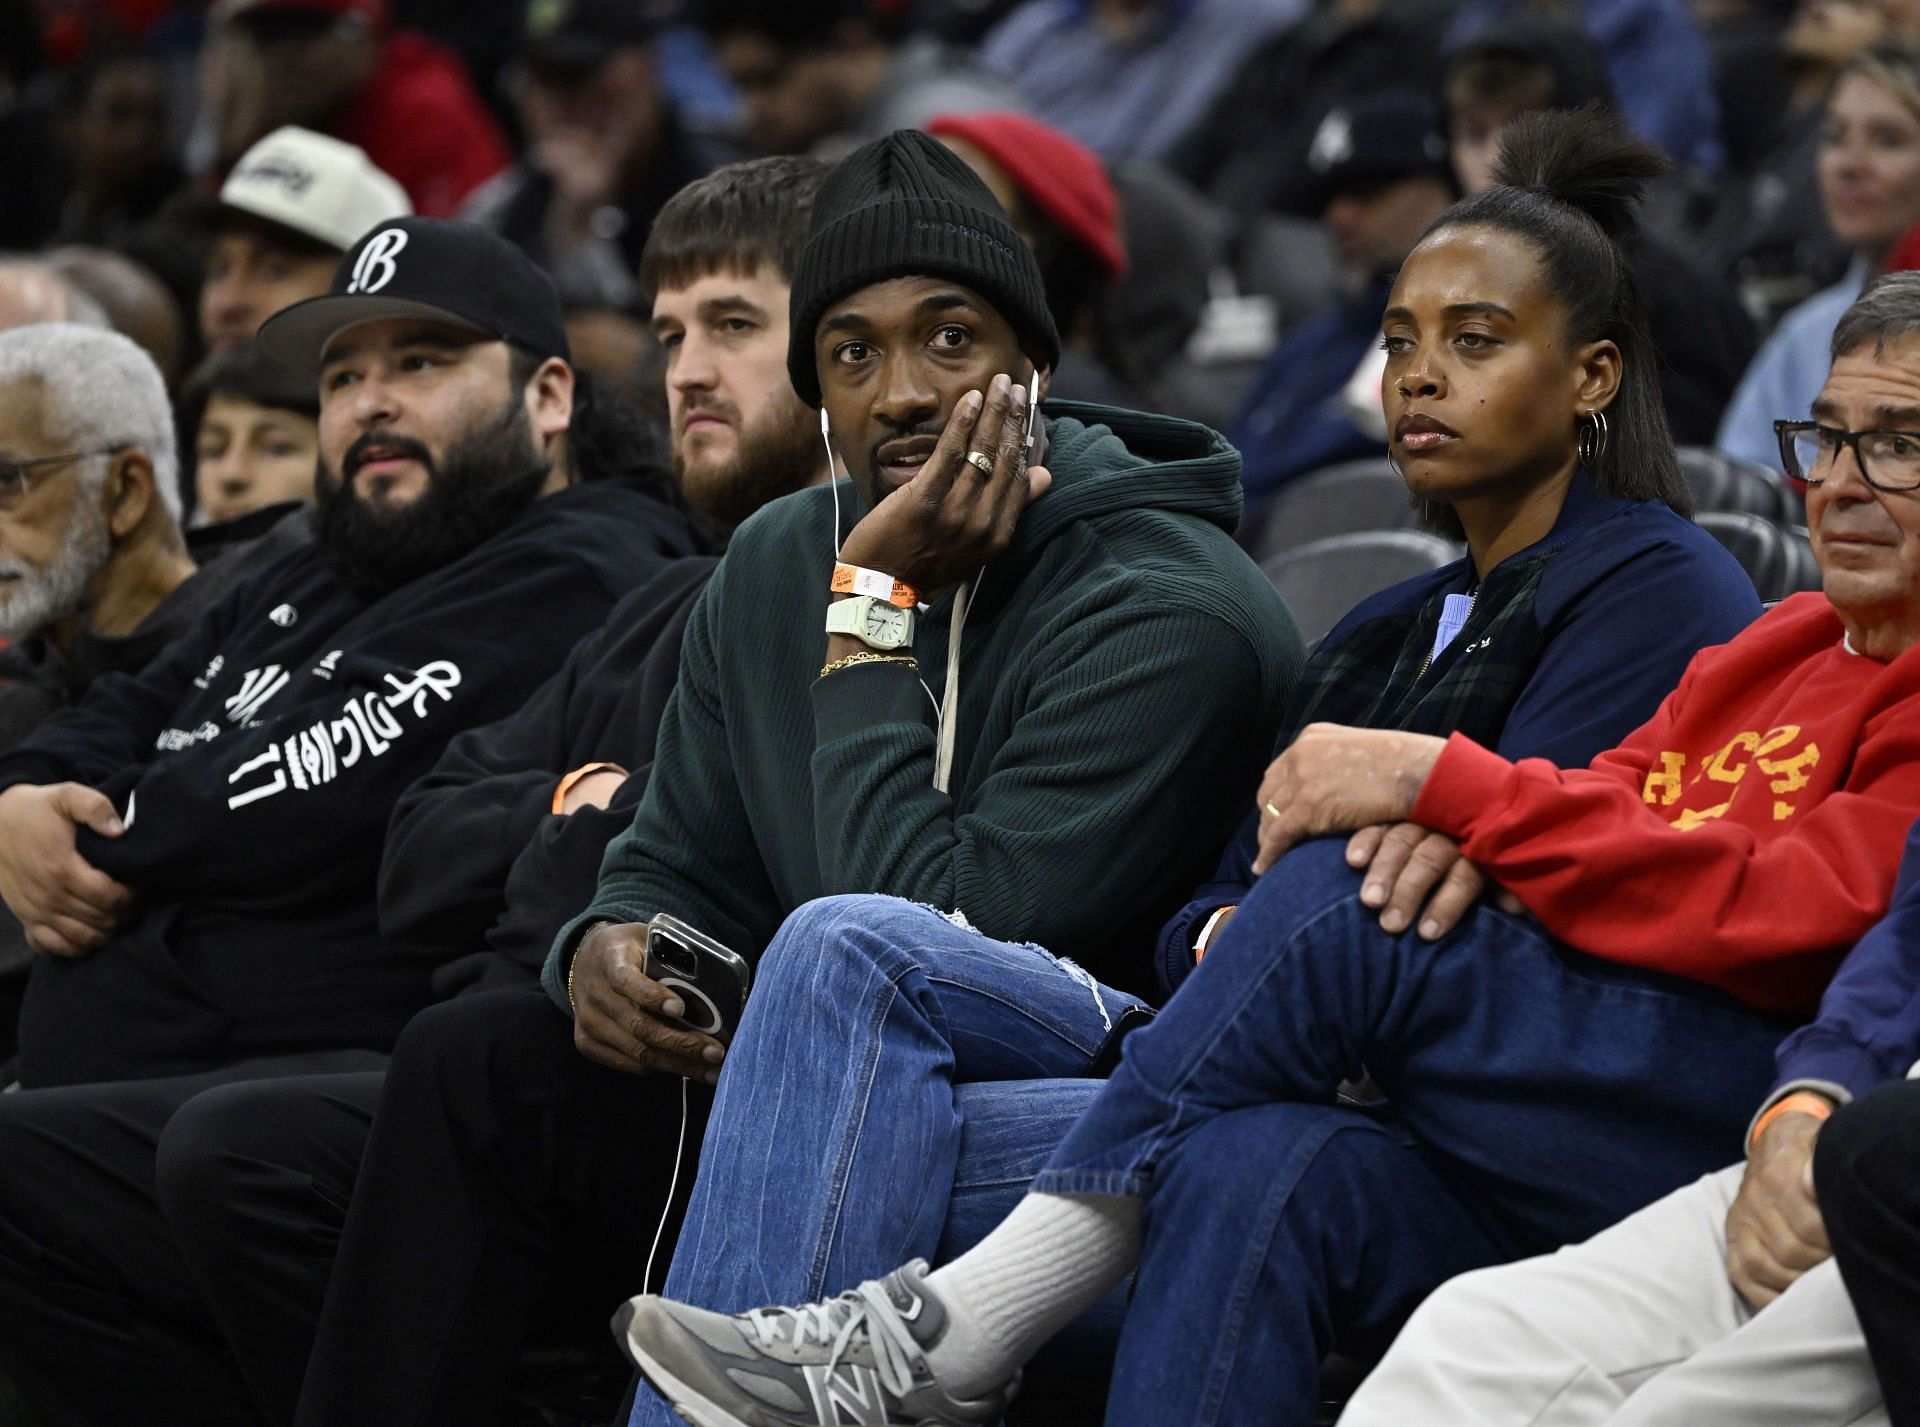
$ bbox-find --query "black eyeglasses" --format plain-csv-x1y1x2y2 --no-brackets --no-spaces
0,448,123,509
1775,420,1920,491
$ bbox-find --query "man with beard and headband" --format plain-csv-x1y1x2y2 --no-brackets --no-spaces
0,217,704,1427
268,129,1294,1427
61,159,837,1427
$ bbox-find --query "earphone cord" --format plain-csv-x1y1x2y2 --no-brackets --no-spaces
644,1075,691,1295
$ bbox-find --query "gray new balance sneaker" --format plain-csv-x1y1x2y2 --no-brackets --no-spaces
615,1260,1018,1427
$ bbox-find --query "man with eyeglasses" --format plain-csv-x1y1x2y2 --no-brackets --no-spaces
1234,269,1920,1427
0,325,196,750
0,324,316,1059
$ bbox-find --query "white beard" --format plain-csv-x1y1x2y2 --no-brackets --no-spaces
0,498,112,644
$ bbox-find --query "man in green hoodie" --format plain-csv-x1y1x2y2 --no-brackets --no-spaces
286,131,1298,1425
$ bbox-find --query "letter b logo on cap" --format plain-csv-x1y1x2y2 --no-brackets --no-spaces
348,228,408,294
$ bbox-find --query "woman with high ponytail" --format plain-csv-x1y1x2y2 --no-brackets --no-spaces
1389,103,1690,536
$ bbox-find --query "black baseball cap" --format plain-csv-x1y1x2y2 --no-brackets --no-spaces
1298,92,1454,215
256,216,571,378
521,0,661,68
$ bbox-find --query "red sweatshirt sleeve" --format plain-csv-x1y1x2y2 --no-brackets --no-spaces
1412,698,1920,1013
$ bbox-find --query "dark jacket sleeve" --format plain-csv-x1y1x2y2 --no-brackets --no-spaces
0,601,232,795
429,769,652,995
1771,815,1920,1101
378,645,585,951
545,568,783,1008
1154,806,1260,996
71,543,628,896
382,560,713,955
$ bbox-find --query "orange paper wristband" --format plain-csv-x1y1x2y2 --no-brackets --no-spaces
831,562,919,609
552,761,627,815
1750,1091,1835,1149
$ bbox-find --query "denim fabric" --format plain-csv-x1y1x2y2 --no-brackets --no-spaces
1116,1104,1508,1427
629,896,1143,1427
1037,838,1795,1426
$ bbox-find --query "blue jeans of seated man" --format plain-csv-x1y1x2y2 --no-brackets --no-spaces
1034,838,1796,1427
628,896,1144,1427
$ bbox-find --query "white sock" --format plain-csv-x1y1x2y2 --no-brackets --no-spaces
921,1191,1141,1399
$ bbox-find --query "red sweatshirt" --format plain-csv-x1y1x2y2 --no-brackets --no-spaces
1412,594,1920,1014
334,31,511,219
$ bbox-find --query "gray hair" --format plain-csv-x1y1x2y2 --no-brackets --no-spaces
0,322,180,520
1831,271,1920,363
0,259,112,330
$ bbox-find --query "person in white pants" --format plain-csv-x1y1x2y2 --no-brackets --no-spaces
1345,813,1920,1427
1340,1164,1886,1427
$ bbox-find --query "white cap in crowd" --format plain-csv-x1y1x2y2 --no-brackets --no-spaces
217,126,412,253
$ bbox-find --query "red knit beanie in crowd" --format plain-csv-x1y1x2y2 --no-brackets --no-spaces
925,112,1128,280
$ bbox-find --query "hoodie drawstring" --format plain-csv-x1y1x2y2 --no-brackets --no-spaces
934,571,980,793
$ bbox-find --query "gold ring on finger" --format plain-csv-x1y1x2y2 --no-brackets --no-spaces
1264,801,1281,818
965,449,995,474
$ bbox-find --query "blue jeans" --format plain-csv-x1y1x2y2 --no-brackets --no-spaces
629,896,1144,1427
1035,838,1796,1427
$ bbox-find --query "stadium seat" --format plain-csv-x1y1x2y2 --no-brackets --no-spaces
1696,510,1820,602
1782,526,1822,596
1261,530,1462,647
1241,460,1422,564
1676,446,1800,524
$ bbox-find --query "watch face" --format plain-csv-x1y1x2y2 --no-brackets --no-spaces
864,601,908,644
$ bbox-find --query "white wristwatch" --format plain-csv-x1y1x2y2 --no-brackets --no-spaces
826,595,916,650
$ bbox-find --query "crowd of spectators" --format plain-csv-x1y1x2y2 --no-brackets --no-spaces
0,1,1917,1426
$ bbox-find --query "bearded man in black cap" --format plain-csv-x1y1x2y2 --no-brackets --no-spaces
0,216,702,1427
275,128,1299,1427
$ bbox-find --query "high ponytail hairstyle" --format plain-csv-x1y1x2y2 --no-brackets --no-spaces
1418,104,1690,520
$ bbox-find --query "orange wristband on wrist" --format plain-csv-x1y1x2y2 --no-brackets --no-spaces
1751,1091,1835,1148
552,761,627,815
831,562,919,608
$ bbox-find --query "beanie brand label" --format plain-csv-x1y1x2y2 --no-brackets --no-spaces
911,219,1021,264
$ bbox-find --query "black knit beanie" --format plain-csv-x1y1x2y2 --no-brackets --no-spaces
787,128,1061,408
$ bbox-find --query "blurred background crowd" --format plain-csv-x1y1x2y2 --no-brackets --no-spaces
0,0,1909,555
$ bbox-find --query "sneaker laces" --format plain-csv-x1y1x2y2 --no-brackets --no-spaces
745,1281,924,1398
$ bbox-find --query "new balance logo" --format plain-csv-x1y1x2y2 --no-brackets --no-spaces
805,1363,892,1424
348,228,407,294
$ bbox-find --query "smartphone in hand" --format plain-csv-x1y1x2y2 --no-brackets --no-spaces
643,913,752,1046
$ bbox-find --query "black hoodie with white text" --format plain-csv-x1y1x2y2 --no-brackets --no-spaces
0,480,700,1087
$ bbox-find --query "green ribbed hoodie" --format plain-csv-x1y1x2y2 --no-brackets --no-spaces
543,401,1302,1007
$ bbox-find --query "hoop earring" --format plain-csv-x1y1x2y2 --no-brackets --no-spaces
1576,410,1610,467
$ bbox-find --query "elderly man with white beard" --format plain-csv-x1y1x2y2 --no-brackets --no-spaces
0,324,309,751
0,325,192,718
0,324,235,1059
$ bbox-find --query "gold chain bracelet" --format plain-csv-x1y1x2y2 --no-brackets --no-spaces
819,651,919,679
